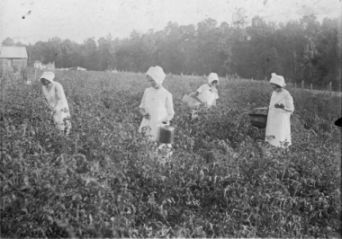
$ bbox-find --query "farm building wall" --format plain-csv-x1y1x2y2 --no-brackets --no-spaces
0,58,27,75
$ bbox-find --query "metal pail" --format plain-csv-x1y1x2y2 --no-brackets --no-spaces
158,125,175,144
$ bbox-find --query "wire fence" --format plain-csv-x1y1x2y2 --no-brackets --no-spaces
222,75,342,97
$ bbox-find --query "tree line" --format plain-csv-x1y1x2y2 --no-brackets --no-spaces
3,15,340,89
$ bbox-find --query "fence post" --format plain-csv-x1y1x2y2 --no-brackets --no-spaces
328,82,332,91
310,83,313,90
301,80,304,89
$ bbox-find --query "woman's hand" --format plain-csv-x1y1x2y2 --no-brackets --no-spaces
49,104,56,113
190,92,202,104
274,103,285,109
139,108,150,119
189,91,197,97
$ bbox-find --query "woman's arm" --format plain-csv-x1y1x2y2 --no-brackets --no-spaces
283,93,294,113
275,93,294,113
139,89,150,118
165,93,175,122
53,84,64,110
190,89,202,103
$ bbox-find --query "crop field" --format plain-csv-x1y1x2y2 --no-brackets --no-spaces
1,70,341,237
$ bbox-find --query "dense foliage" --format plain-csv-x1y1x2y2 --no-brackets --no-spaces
3,14,340,89
1,70,341,237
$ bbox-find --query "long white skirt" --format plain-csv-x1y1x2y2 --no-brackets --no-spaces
138,118,160,141
53,107,71,135
265,108,291,148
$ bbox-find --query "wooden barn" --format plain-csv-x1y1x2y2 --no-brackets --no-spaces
0,46,28,74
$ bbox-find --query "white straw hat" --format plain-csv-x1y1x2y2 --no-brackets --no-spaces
270,73,286,87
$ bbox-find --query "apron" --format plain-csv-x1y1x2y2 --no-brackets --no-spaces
265,91,292,148
138,88,169,141
197,84,218,108
53,107,71,134
43,82,71,134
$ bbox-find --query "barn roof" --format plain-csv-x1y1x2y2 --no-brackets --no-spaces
0,46,28,59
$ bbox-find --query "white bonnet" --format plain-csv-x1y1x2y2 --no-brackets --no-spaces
208,72,219,84
146,66,166,85
270,73,286,87
40,71,55,83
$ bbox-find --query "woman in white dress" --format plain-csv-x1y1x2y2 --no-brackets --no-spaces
138,66,174,142
191,72,219,108
187,72,219,120
265,73,294,148
40,71,71,135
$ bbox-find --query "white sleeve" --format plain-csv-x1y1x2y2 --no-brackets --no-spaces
284,93,294,113
196,84,206,94
269,92,275,108
54,83,67,109
166,93,175,121
139,89,147,109
55,84,62,101
215,90,219,100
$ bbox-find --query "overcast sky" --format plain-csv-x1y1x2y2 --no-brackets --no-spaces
1,0,341,44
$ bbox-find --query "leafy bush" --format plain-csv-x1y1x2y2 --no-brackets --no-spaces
1,71,340,237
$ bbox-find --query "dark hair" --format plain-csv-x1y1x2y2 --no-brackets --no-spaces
40,78,51,84
271,83,281,88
